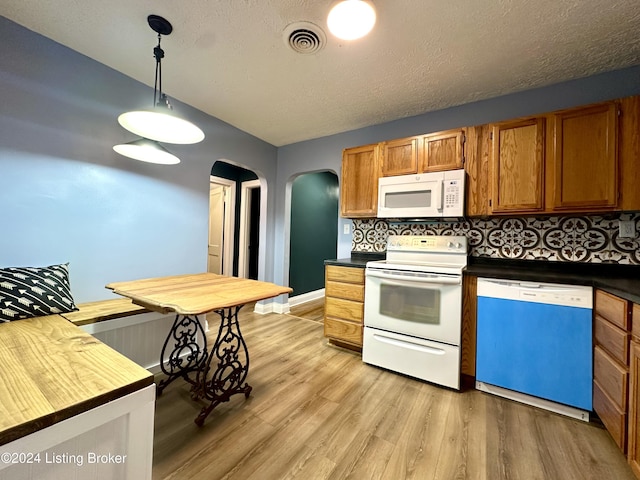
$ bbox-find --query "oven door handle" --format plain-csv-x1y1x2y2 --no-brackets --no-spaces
373,333,446,355
366,269,461,285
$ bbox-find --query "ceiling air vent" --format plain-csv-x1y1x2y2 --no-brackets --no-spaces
283,22,326,55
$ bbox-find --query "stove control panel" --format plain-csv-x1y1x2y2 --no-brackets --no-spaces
387,235,467,253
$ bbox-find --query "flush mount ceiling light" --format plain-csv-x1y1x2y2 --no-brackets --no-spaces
113,138,180,165
327,0,376,41
117,15,205,145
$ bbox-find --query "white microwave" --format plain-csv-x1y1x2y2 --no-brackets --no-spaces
377,169,465,219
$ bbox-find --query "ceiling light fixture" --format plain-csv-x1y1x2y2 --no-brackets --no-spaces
117,15,205,145
327,0,376,41
113,138,181,165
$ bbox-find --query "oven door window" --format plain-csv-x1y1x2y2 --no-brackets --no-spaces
379,284,440,324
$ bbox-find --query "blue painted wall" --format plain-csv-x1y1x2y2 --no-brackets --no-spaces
272,66,640,288
2,15,640,306
0,17,277,302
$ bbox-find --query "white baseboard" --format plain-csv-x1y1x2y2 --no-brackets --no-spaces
288,288,325,307
253,298,290,315
253,289,324,315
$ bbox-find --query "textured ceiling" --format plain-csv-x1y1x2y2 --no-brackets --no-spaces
3,1,640,146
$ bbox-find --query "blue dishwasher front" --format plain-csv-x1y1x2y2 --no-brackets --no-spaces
476,278,593,415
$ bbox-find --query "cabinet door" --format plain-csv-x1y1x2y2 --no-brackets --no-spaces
421,129,465,172
461,275,477,378
464,125,491,217
381,137,419,176
619,96,640,211
629,340,640,475
550,102,619,210
340,143,381,217
490,118,545,213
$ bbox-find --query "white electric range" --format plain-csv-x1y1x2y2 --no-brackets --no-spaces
362,235,468,390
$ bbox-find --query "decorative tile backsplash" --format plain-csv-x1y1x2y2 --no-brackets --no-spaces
352,213,640,265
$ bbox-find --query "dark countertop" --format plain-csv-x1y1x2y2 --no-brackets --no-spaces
324,252,385,268
466,257,640,304
324,254,640,304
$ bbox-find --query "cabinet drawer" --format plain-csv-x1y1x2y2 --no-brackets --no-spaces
632,303,640,341
595,290,629,330
325,297,363,323
594,314,629,365
593,381,626,451
326,265,365,284
324,317,362,347
594,345,628,411
326,280,364,302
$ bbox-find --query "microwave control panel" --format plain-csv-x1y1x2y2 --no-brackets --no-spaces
444,179,461,211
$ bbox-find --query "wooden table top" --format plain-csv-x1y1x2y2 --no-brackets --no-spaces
0,315,153,446
106,273,293,315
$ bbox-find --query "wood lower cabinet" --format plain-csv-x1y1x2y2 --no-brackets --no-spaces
628,304,640,477
340,143,381,218
324,265,365,350
593,288,640,474
461,275,477,379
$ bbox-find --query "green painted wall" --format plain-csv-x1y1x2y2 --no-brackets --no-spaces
289,172,339,296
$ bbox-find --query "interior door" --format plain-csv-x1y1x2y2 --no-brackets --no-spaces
208,185,225,274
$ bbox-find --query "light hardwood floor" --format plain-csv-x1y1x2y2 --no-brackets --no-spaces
289,297,325,323
153,306,635,480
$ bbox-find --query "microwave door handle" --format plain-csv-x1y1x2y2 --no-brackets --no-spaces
435,181,443,210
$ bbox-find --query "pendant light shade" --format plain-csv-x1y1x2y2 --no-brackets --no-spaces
117,15,204,145
113,138,180,165
327,0,376,41
117,110,205,144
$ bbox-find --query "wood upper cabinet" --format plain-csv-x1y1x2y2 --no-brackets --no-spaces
420,129,465,172
381,136,419,176
620,96,640,211
549,102,619,211
340,143,381,217
490,117,545,213
478,99,626,216
381,129,465,177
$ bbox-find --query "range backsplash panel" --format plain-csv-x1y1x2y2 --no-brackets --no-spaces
352,213,640,265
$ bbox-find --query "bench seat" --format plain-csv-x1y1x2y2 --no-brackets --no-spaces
60,298,150,326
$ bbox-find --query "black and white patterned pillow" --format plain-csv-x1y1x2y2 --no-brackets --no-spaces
0,264,78,322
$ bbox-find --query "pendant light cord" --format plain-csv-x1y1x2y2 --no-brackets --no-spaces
153,33,164,108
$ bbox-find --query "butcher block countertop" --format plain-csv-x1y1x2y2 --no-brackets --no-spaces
107,273,292,316
0,314,153,446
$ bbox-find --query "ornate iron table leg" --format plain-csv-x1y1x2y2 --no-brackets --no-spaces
156,314,208,395
194,305,252,426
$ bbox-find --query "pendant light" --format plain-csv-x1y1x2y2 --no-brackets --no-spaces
327,0,377,41
117,15,205,145
113,138,180,165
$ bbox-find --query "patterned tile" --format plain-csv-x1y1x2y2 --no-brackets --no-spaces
352,213,640,265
